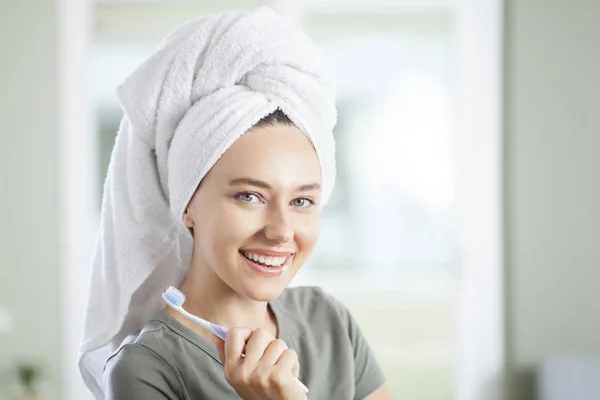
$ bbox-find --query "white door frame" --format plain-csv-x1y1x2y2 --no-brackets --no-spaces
57,0,97,399
453,0,504,399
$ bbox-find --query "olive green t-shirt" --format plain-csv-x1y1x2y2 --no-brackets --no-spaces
104,286,386,399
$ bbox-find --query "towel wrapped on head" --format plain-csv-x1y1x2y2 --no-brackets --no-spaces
78,6,337,398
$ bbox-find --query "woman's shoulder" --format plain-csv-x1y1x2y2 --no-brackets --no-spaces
104,316,177,376
104,341,184,399
105,340,168,377
278,285,335,307
276,286,352,325
103,317,186,399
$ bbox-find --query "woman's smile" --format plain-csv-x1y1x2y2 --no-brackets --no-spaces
239,250,294,277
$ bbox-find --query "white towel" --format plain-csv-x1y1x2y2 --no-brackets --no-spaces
78,6,337,398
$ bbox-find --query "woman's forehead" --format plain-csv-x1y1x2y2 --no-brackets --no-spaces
210,124,322,187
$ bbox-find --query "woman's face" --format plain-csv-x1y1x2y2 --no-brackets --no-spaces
184,123,322,301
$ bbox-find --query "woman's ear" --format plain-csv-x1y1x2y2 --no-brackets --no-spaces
183,208,195,228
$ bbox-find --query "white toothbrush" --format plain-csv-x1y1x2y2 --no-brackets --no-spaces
162,286,309,394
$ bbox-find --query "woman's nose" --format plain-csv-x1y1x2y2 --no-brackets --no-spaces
264,207,294,244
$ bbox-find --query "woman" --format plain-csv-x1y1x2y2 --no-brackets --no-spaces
79,6,391,400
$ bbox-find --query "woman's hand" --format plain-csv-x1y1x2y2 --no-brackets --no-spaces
216,327,307,400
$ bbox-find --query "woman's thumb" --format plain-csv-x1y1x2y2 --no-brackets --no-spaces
216,339,226,363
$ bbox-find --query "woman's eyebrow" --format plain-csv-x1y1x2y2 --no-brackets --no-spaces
296,183,321,192
229,177,270,188
228,177,321,191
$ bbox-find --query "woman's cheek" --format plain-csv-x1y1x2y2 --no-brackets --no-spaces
294,213,321,249
217,208,263,250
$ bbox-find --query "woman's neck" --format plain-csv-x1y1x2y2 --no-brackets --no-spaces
168,260,278,338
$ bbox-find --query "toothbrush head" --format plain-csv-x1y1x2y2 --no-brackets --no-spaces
162,286,186,309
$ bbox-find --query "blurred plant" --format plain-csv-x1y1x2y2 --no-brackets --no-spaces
15,362,43,396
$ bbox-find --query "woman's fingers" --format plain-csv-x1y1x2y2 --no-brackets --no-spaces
223,327,253,365
259,338,289,366
275,348,301,379
243,328,275,365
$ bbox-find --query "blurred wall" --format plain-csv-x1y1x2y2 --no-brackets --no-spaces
0,1,61,400
505,0,600,399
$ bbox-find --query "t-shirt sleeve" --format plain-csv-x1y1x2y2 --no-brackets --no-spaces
104,344,184,400
325,290,387,400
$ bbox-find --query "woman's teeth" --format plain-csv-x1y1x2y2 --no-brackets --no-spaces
242,251,287,267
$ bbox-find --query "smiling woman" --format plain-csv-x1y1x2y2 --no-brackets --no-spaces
79,5,391,400
180,120,323,303
104,113,389,400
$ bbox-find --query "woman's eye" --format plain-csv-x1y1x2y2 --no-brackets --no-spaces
292,198,314,208
235,192,261,203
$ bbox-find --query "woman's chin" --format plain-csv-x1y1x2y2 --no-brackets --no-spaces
242,282,287,302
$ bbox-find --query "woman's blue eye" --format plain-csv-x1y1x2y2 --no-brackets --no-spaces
235,192,260,203
292,198,314,208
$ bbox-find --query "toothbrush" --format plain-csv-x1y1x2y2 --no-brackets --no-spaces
163,286,229,340
162,286,309,394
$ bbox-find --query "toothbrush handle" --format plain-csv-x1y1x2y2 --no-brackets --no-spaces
294,377,309,393
208,322,229,341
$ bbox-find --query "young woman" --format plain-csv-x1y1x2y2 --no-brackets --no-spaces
80,6,391,400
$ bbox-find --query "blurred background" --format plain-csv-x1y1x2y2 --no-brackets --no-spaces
0,0,598,399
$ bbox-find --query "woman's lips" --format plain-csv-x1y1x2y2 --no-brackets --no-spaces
239,251,292,277
240,248,294,257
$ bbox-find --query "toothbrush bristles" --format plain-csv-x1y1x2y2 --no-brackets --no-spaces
163,286,186,307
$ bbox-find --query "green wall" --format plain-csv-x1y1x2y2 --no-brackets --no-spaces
505,0,600,399
0,1,61,399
